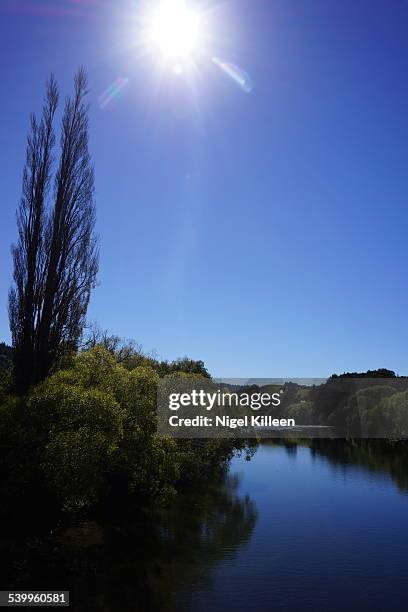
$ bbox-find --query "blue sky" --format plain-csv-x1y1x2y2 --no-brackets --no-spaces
0,0,407,377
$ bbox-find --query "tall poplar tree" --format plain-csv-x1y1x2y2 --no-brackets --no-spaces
9,68,98,393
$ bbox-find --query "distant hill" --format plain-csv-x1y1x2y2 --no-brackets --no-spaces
331,369,398,379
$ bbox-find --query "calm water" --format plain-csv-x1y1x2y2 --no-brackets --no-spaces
7,441,408,611
175,442,408,612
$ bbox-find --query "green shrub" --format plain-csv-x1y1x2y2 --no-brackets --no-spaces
0,346,251,518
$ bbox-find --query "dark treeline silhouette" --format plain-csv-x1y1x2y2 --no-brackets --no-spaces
9,68,98,394
331,368,398,378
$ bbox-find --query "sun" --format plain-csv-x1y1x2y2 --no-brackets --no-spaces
148,0,201,59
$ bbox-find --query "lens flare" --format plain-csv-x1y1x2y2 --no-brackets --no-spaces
212,57,253,93
98,77,130,110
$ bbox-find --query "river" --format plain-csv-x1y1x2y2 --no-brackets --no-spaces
5,440,408,611
176,440,408,611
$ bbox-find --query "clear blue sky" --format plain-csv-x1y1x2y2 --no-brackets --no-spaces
0,0,407,377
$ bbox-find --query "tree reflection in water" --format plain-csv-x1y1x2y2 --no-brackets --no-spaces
268,439,408,494
6,473,257,611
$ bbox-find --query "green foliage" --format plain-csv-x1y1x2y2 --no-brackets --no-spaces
111,365,181,505
0,367,13,402
344,385,396,436
28,377,125,510
0,341,14,360
81,327,211,378
0,346,245,518
287,400,314,424
275,376,408,435
376,390,408,438
7,343,405,523
0,342,13,401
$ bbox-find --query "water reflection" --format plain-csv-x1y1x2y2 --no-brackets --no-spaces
6,474,257,611
266,439,408,494
309,439,408,494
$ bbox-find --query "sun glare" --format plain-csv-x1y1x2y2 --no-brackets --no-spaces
149,0,201,59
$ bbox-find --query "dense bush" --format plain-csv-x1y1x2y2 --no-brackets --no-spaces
0,346,250,520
